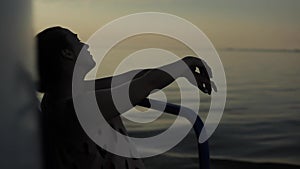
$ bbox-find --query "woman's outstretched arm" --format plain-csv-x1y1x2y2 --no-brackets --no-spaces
93,56,212,120
84,69,151,90
87,56,211,92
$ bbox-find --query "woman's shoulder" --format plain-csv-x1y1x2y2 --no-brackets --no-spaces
41,94,75,114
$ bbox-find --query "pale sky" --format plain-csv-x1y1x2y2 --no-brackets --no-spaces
33,0,300,49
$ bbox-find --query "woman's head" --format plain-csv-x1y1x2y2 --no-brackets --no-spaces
36,26,94,93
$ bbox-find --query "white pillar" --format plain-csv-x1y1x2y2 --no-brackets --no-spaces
0,1,42,169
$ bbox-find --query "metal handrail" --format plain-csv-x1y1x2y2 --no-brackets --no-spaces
138,98,210,169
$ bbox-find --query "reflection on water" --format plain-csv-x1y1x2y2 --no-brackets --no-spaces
123,51,300,166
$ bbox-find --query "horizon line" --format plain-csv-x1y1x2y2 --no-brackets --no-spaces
218,48,300,53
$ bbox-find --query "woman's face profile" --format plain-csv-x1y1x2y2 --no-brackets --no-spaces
62,29,96,73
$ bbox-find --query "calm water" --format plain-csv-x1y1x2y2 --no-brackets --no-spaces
122,51,300,166
209,51,300,165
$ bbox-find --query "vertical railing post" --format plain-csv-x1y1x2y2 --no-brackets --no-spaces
138,99,210,169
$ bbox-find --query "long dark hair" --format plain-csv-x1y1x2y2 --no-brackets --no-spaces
36,26,70,92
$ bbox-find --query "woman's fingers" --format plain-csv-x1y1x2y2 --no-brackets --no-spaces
198,60,213,94
210,81,217,92
191,58,211,79
183,56,214,94
193,72,212,94
202,60,213,78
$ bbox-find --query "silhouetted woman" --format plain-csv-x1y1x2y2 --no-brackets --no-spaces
36,26,212,169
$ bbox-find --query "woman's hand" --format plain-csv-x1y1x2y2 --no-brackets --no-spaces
182,56,215,95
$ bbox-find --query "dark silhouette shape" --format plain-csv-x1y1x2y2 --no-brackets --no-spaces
36,26,212,169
